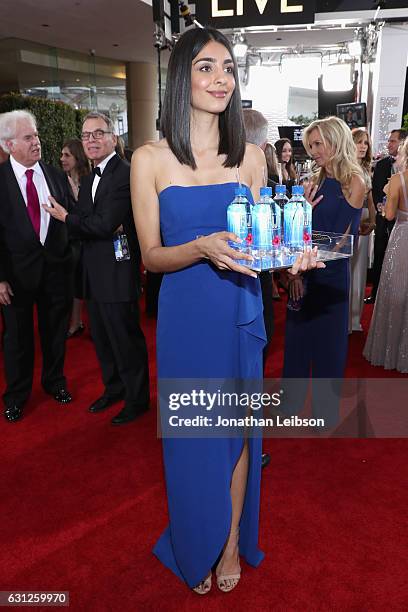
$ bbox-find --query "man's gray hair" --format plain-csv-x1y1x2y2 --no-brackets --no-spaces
83,111,115,133
243,109,268,147
0,110,37,154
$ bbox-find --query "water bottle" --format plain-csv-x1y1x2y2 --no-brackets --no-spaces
227,186,252,266
272,185,287,254
283,185,305,251
283,185,313,251
298,185,312,249
252,186,273,270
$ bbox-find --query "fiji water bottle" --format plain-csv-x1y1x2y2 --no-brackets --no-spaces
298,184,312,249
227,186,252,266
283,185,304,251
252,186,273,270
272,185,287,255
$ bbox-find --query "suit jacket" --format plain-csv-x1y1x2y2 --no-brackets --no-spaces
66,154,141,302
372,156,393,206
0,159,73,298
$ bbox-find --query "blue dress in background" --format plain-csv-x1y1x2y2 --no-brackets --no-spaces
153,183,266,588
283,177,362,378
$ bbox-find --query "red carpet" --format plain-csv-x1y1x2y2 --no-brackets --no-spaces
0,293,407,611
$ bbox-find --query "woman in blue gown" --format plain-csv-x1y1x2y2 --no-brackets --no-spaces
131,27,322,594
283,117,365,423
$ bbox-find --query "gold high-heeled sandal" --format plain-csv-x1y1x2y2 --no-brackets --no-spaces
192,572,212,595
216,528,241,593
216,568,241,593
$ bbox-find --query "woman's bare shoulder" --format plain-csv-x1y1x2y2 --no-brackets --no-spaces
351,172,366,192
243,142,266,168
345,173,366,209
389,171,407,186
132,138,169,162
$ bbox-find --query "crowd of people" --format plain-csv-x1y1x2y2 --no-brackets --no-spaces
0,109,149,426
0,24,407,596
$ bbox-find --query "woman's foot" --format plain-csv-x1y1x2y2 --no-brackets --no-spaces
216,527,241,593
66,322,85,339
192,572,212,595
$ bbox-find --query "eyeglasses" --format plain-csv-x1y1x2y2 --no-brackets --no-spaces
81,129,112,141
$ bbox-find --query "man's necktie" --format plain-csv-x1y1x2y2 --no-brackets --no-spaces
25,169,41,237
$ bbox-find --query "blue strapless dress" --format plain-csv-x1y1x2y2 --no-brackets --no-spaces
153,183,266,587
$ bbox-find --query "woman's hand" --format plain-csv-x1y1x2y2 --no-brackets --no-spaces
303,180,324,208
197,232,257,278
288,247,325,275
42,196,68,222
359,219,375,236
0,281,14,306
288,275,304,301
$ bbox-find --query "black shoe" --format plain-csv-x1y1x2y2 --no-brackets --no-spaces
52,388,73,404
364,295,376,305
111,403,149,425
4,404,24,422
261,453,270,469
66,323,85,339
89,394,123,413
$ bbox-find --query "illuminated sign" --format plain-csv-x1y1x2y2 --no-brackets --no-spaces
195,1,316,28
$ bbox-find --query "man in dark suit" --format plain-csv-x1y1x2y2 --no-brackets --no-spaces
44,112,149,425
365,128,407,304
0,110,73,422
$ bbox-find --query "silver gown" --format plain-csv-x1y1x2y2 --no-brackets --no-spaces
364,172,408,372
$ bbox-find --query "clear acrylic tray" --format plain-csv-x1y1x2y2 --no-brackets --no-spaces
243,231,354,272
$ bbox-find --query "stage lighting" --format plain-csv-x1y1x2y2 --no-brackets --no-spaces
348,39,362,57
322,63,353,92
232,32,248,58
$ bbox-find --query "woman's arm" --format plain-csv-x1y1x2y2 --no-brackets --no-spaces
345,174,366,209
367,190,377,224
360,190,376,236
130,145,256,277
385,174,401,221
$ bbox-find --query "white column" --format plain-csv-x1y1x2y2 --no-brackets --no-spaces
371,24,408,155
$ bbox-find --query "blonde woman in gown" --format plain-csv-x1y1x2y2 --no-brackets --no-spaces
364,138,408,372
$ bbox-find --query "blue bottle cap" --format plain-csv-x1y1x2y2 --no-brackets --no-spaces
275,184,286,194
292,185,304,195
260,186,272,196
235,186,246,196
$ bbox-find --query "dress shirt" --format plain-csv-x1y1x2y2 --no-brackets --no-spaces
10,156,50,245
91,151,116,202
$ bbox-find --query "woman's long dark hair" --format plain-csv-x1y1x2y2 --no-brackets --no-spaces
161,27,245,170
62,138,90,179
274,138,296,180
